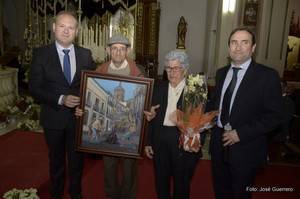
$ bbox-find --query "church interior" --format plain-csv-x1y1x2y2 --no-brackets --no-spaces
0,0,300,198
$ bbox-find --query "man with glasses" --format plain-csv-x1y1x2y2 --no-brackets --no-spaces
76,35,143,198
97,34,143,199
96,34,143,77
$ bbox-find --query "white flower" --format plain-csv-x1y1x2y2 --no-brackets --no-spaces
183,73,208,109
25,96,34,104
3,188,39,199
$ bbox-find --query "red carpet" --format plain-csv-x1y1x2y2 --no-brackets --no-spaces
0,131,300,199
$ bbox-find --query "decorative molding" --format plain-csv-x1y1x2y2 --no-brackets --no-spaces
135,2,144,56
0,0,3,55
148,3,158,55
280,0,289,60
265,0,274,59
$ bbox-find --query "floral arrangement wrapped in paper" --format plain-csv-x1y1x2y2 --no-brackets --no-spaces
172,74,218,152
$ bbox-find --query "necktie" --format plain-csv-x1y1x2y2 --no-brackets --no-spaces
63,49,71,84
220,67,240,126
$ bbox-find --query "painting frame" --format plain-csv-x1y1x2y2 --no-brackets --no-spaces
75,71,154,159
243,2,259,26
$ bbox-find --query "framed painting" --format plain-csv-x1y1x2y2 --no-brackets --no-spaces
75,71,154,159
243,2,259,26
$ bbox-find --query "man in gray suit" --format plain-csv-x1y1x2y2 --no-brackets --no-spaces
29,11,95,199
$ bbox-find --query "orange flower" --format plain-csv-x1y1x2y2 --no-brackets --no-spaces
172,104,218,152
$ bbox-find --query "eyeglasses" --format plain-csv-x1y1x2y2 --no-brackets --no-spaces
165,66,183,73
111,46,127,52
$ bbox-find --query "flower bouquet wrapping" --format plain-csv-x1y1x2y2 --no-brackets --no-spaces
171,74,218,152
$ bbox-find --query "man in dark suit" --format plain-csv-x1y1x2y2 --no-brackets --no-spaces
208,27,282,199
29,11,95,199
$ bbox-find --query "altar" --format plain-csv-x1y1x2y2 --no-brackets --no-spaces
0,67,18,112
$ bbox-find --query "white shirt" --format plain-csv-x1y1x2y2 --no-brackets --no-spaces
109,59,128,70
217,58,251,127
56,42,77,105
56,41,76,82
163,79,186,126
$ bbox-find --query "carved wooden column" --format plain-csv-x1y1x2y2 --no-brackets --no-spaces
135,0,160,79
0,0,3,55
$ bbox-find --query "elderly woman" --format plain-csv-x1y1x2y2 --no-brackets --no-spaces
144,50,200,199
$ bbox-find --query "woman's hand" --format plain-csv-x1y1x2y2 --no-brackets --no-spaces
144,104,160,121
145,146,154,159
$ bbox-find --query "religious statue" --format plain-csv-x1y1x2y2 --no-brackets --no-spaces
176,16,187,49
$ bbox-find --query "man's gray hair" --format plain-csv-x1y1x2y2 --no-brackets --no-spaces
164,49,189,69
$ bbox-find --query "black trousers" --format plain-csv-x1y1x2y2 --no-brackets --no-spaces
152,126,199,199
43,118,84,199
210,127,256,199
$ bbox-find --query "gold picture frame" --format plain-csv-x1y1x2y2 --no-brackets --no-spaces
75,71,154,159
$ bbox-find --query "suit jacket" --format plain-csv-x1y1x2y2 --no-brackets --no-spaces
209,61,283,167
29,43,95,130
147,80,183,147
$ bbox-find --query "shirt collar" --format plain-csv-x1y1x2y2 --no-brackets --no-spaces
231,58,252,71
109,59,128,70
55,41,74,52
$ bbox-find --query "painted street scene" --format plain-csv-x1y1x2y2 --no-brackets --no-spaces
80,77,147,154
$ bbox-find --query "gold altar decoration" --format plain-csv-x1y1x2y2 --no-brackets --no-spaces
21,0,137,65
0,67,18,112
79,9,135,62
20,0,160,78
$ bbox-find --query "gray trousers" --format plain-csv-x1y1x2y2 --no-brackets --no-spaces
103,156,137,199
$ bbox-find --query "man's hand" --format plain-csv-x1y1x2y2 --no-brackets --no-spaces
145,146,154,159
75,107,84,117
144,104,160,121
63,95,80,108
222,129,240,146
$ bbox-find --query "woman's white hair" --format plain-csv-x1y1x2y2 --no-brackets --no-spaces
164,49,190,69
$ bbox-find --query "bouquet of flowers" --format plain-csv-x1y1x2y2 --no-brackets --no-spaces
3,188,39,199
0,95,41,131
172,74,218,152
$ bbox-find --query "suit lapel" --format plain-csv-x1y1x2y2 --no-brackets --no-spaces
49,44,70,85
50,43,61,71
215,66,230,108
160,82,169,111
177,91,184,110
73,46,83,84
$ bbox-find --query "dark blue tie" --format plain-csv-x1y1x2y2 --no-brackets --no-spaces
221,67,241,126
63,49,71,84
